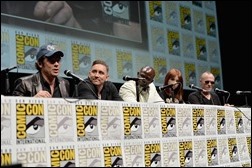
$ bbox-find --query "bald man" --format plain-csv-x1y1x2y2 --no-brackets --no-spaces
119,66,164,103
188,71,221,105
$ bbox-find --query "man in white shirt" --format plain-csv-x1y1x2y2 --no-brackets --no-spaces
119,66,164,103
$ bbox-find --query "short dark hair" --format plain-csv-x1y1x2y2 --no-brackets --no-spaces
92,60,109,72
35,56,46,71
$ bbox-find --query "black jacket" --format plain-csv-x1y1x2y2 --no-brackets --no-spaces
12,72,70,97
76,78,123,101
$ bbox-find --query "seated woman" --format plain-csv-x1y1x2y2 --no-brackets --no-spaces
159,68,184,103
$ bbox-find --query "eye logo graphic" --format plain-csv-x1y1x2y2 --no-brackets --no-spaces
220,118,225,129
150,154,161,167
197,118,204,130
88,159,101,167
149,117,158,133
102,1,130,24
168,152,178,166
79,55,91,68
1,117,11,140
64,161,75,167
85,117,97,134
26,117,44,138
112,157,123,167
152,5,162,22
123,106,142,139
144,143,161,167
57,117,73,135
130,117,141,133
237,118,244,132
232,146,238,157
194,117,205,135
184,15,191,25
132,155,142,167
184,150,193,166
25,47,37,62
107,117,120,134
167,117,176,132
211,148,217,160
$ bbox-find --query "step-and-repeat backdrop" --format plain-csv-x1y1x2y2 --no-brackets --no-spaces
1,96,251,167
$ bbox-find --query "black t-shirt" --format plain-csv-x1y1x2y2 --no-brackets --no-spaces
40,73,61,97
188,91,221,105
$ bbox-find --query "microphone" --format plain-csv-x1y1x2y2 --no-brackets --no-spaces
1,66,18,95
64,70,83,81
159,82,180,91
123,76,145,81
189,84,203,92
1,66,18,73
236,91,251,95
214,88,229,94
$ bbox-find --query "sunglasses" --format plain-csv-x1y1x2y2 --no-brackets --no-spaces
47,56,61,64
204,80,215,85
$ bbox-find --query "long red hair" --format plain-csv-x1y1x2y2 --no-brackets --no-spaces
163,68,184,101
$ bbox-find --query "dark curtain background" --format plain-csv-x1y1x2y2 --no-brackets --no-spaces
216,1,251,106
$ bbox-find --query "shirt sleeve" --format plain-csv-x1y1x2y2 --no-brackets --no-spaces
119,81,138,102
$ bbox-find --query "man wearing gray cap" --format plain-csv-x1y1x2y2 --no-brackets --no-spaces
12,43,70,98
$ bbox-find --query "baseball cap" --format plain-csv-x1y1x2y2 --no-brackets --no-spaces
36,43,64,60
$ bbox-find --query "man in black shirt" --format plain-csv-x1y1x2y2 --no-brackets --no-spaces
76,60,123,101
12,43,70,98
188,71,221,105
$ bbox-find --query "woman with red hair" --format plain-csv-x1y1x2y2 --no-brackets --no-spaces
159,68,184,103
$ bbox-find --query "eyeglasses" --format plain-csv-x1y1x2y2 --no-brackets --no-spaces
204,81,215,85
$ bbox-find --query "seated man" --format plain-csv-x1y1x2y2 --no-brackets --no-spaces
12,43,70,98
76,59,123,101
119,66,164,103
188,71,221,105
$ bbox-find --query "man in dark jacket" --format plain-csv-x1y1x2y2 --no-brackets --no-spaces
12,43,70,98
188,71,221,105
76,59,123,101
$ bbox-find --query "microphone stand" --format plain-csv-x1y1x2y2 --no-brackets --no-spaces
245,95,248,107
222,95,226,105
241,95,250,107
74,79,79,97
136,81,140,102
170,88,175,103
5,71,10,95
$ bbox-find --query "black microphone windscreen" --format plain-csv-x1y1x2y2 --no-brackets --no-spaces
122,76,128,81
236,91,251,95
64,70,70,75
189,84,194,88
